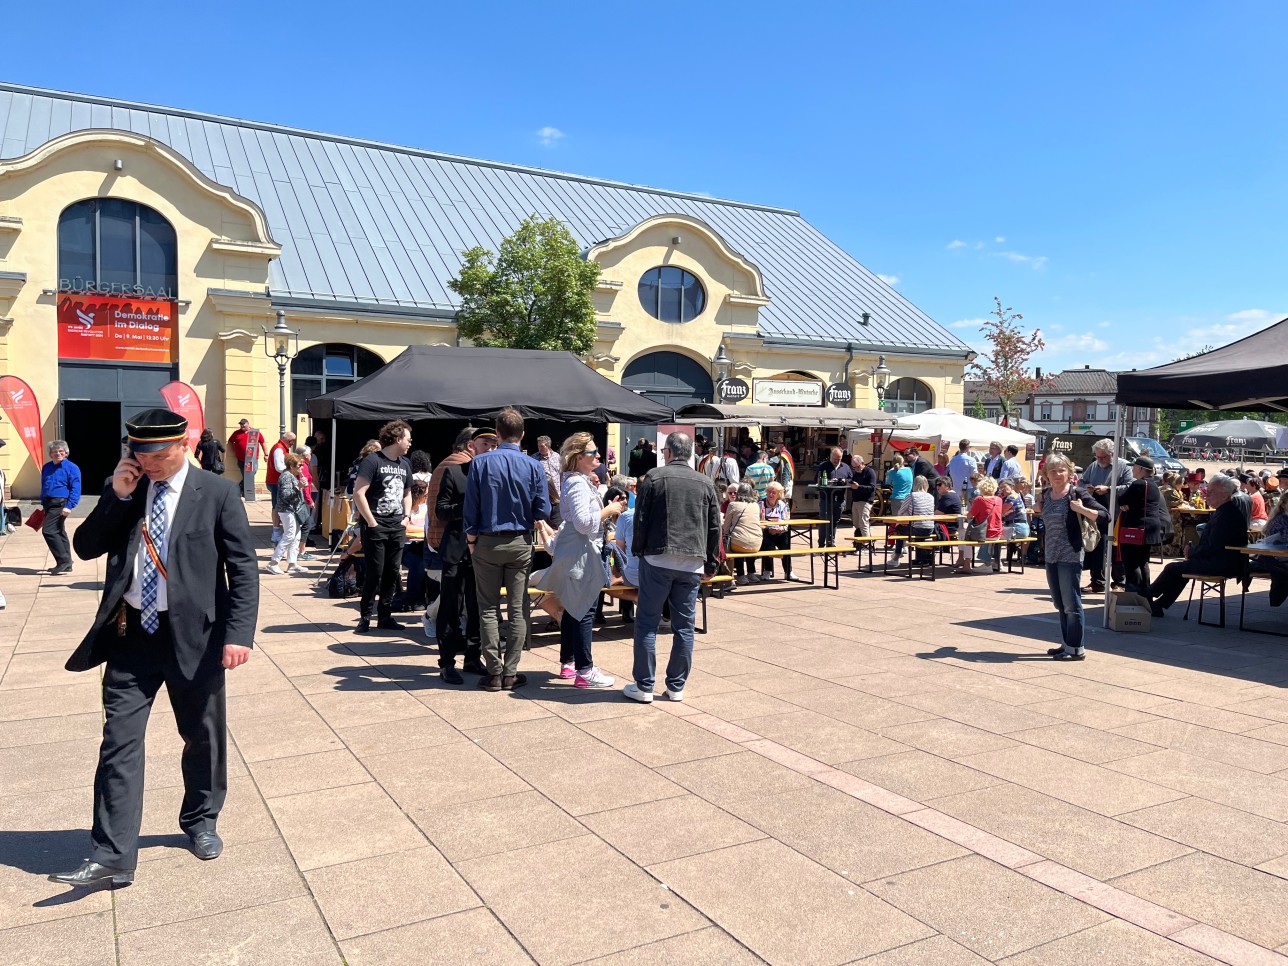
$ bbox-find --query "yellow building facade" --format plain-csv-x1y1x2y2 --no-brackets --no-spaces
0,85,972,497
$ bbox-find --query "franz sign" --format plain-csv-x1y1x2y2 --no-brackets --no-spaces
716,377,750,403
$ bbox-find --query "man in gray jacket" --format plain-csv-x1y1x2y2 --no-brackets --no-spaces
624,432,721,704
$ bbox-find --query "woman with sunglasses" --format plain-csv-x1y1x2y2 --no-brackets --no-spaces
536,433,624,688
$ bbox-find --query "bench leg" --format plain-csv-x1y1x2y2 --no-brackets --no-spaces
1183,581,1195,621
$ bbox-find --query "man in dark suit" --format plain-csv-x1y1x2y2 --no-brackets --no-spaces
49,409,259,888
1150,473,1249,617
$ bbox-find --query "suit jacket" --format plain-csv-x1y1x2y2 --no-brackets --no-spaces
70,471,259,680
435,460,470,566
1189,498,1249,576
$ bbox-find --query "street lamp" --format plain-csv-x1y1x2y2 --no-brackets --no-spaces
262,309,300,438
711,343,732,383
871,354,893,410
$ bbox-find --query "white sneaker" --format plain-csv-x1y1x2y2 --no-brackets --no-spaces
623,683,653,703
664,688,685,702
265,563,284,575
288,565,306,575
575,666,615,689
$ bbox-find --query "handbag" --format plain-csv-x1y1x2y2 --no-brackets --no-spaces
1118,482,1147,546
965,520,988,541
293,501,312,528
1079,513,1101,552
24,508,46,531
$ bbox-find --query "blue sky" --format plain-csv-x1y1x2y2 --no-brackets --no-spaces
8,1,1287,374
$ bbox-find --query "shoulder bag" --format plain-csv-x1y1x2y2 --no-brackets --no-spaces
1119,482,1146,547
1076,491,1102,552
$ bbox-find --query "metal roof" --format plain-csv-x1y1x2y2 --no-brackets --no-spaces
1042,368,1122,396
0,83,971,356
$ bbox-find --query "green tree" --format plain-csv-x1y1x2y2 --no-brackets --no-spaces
971,395,987,420
449,215,601,354
968,297,1050,421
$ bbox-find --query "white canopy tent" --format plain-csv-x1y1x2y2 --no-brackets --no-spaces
888,408,1036,449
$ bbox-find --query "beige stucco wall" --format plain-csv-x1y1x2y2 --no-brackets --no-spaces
0,135,967,497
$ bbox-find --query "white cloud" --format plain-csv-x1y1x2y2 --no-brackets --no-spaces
995,251,1049,270
536,126,565,147
1047,332,1109,353
994,236,1005,243
950,317,989,330
946,240,967,251
1224,308,1284,325
1048,323,1064,332
876,273,900,286
1097,320,1111,328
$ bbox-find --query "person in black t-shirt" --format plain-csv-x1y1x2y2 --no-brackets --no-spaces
352,420,413,632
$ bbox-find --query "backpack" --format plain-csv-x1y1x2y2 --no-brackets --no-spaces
326,557,365,598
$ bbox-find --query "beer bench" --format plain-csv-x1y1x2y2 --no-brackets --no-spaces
885,536,1037,581
724,546,855,590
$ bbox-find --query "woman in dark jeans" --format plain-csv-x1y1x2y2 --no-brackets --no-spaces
1035,454,1107,660
196,429,225,474
1117,456,1171,605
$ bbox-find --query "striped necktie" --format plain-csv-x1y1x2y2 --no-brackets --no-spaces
140,481,169,634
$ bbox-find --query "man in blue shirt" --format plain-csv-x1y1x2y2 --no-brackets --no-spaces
947,438,978,496
40,439,81,575
464,407,550,691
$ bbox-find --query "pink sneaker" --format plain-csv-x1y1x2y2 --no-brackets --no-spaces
575,667,615,689
559,662,576,680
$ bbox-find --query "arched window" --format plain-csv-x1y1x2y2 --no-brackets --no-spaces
638,267,706,323
884,377,933,414
58,199,178,298
291,343,385,422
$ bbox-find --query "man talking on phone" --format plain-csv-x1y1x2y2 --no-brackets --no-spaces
49,409,259,888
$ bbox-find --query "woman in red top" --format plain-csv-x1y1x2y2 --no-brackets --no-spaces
956,476,1003,574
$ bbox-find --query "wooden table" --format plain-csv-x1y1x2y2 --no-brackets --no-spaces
760,517,829,549
1228,545,1288,637
871,514,960,526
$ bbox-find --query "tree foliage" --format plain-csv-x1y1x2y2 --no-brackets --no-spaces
968,297,1050,420
449,215,601,354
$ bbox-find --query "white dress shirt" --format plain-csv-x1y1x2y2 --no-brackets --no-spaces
123,459,190,612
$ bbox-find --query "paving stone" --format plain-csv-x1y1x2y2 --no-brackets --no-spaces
736,709,907,764
1112,717,1288,774
660,750,818,805
305,686,435,730
228,704,343,762
651,838,933,964
1,911,117,966
466,714,601,762
268,781,426,871
579,926,764,964
246,748,371,799
581,794,766,866
930,782,1192,879
957,744,1185,816
336,712,465,758
784,687,938,731
839,749,1002,801
503,742,684,816
305,845,479,940
580,710,743,767
997,919,1221,965
880,718,1019,758
1006,722,1162,764
118,895,339,965
459,834,704,965
1106,749,1288,821
1112,852,1288,949
0,737,98,798
412,789,587,862
364,739,529,811
1117,796,1288,866
856,934,991,965
867,855,1106,959
341,907,535,965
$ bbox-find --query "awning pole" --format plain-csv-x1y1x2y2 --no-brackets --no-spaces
1103,407,1127,626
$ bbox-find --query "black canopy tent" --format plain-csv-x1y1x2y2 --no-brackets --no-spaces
1115,317,1288,412
306,345,674,423
1098,316,1288,624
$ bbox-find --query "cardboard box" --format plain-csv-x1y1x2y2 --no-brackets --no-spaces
1108,592,1153,633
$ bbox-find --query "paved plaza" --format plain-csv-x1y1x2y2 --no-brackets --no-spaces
3,503,1288,965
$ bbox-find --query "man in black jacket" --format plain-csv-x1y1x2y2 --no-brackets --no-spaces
906,447,937,487
432,428,490,683
1151,473,1249,617
623,432,721,705
50,409,259,887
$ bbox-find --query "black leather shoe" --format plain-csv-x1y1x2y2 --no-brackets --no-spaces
355,618,371,633
189,830,223,860
50,563,73,576
376,617,403,630
48,861,134,887
1150,604,1166,618
462,659,488,676
1046,647,1064,656
502,673,528,690
441,666,464,685
1051,651,1086,661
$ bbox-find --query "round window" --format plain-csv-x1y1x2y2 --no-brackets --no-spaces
638,267,706,323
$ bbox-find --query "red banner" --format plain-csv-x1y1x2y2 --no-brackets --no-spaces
159,381,206,452
0,375,45,469
57,294,178,364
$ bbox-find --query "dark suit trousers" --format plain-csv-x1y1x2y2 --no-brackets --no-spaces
41,498,71,567
92,611,227,869
1153,558,1233,610
359,524,404,621
436,556,480,667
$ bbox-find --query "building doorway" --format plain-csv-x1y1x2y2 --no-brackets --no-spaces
62,399,122,490
620,351,714,464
